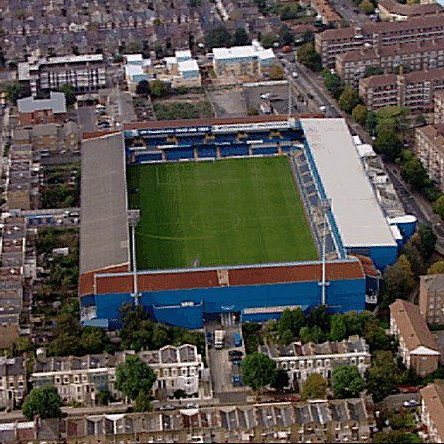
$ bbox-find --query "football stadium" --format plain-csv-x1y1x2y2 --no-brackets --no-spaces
79,115,417,329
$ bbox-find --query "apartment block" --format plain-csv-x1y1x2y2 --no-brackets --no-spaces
416,124,444,191
435,90,444,124
0,357,27,410
390,299,440,377
419,274,444,325
359,68,444,112
420,383,444,443
336,38,444,87
212,43,276,78
18,54,107,97
315,14,444,67
260,336,371,390
378,0,442,22
31,344,206,406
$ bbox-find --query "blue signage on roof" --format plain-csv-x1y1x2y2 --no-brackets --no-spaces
137,126,212,137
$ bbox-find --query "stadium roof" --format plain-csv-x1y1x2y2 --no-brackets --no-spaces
80,132,130,274
301,118,397,248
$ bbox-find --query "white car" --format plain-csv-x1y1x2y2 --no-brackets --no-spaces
292,71,298,78
319,105,327,112
260,92,271,99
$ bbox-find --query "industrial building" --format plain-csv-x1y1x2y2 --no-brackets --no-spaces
79,116,415,329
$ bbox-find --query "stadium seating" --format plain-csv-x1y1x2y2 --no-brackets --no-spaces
165,148,194,160
220,145,249,157
198,147,218,158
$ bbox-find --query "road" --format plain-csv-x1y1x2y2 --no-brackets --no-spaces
329,0,371,26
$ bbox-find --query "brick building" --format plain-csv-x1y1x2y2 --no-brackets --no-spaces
389,299,440,377
420,383,444,443
0,357,27,411
378,0,442,22
416,124,444,191
17,92,67,125
419,274,444,325
336,38,444,87
358,68,444,112
315,14,444,67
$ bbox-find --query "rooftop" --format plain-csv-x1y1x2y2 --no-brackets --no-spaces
318,13,444,41
390,299,440,353
420,383,444,441
379,0,442,16
17,92,66,115
80,132,129,274
300,118,397,248
213,45,257,60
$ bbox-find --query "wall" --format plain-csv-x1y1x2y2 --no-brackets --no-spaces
83,277,366,329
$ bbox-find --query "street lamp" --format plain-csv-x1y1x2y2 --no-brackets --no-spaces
128,209,141,305
319,198,331,306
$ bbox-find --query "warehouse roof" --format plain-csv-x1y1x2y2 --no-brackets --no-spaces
213,46,256,60
80,132,129,274
301,118,396,248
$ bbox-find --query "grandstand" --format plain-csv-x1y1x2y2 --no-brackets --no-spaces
79,115,416,329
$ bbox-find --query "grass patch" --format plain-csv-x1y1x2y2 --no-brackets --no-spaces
153,100,213,120
128,157,317,269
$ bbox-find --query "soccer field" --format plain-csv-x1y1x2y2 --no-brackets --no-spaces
127,157,318,269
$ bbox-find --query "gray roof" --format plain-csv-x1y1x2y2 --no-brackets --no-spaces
80,133,129,273
301,118,397,248
17,92,66,114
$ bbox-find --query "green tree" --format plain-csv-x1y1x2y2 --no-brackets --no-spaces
299,325,324,343
278,308,306,338
279,25,295,46
322,70,344,100
134,391,153,412
47,332,82,356
205,25,232,49
364,66,384,77
233,27,251,46
433,195,444,219
6,82,26,104
261,33,279,49
359,0,375,14
149,80,169,98
329,314,347,341
366,351,400,402
428,260,444,275
338,86,360,114
136,80,150,96
297,42,322,71
269,64,285,80
382,255,415,307
80,327,112,355
57,84,76,107
307,305,330,331
416,225,437,260
22,386,62,420
364,318,396,352
280,3,301,20
332,365,365,398
115,355,156,401
374,129,403,161
97,389,111,405
365,109,377,135
301,373,327,400
372,431,423,443
241,352,276,391
401,158,429,189
271,369,289,393
352,104,367,125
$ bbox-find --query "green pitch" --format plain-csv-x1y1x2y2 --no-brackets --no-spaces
127,157,318,269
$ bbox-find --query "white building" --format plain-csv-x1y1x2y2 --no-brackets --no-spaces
31,344,207,405
212,41,276,77
260,335,371,389
123,54,152,92
18,54,107,97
